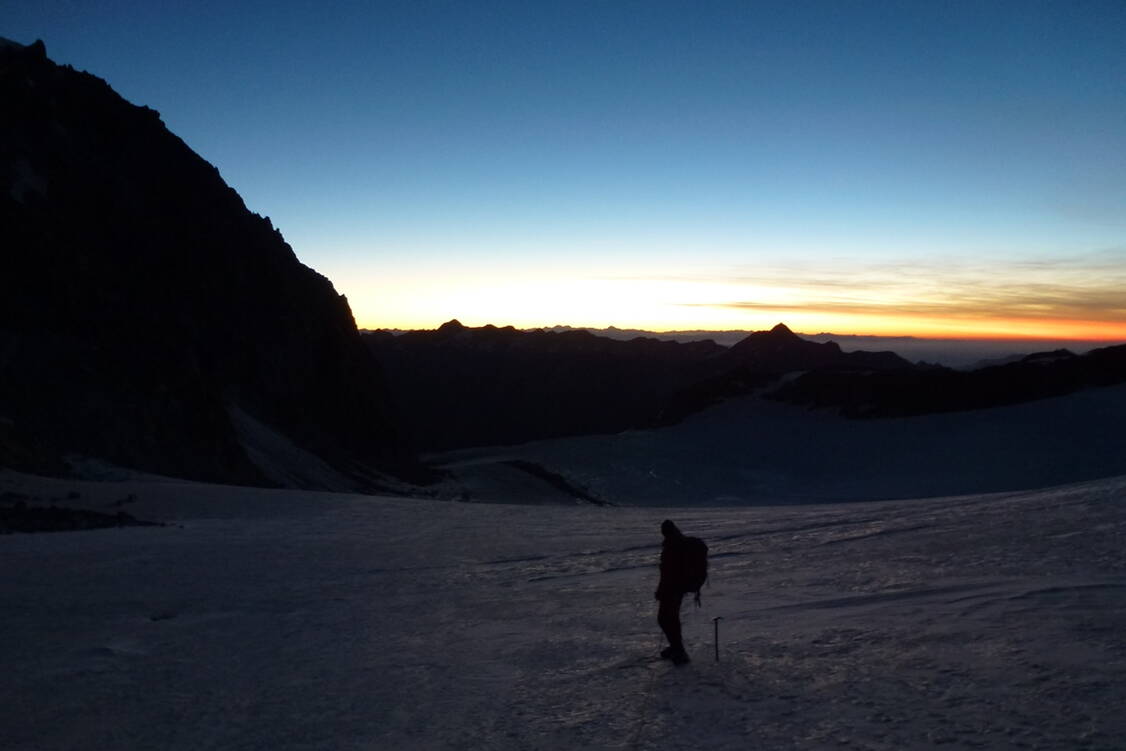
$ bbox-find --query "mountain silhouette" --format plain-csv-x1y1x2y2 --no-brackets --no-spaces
770,343,1126,417
365,321,916,450
722,322,910,372
364,321,727,450
653,323,914,425
0,39,416,487
6,39,1117,473
366,319,1126,451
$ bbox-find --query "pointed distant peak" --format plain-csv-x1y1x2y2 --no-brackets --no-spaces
437,319,465,332
761,322,806,340
731,322,806,351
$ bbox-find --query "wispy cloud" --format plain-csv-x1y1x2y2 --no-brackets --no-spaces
657,249,1126,325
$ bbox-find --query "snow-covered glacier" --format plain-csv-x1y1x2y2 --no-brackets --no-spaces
2,470,1124,749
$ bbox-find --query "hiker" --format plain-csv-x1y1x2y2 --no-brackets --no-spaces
655,519,707,665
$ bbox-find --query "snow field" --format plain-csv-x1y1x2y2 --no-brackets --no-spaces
435,384,1126,506
2,471,1125,749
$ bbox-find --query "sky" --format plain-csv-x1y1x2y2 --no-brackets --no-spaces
7,0,1126,338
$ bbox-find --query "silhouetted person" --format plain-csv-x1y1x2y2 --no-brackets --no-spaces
655,519,696,665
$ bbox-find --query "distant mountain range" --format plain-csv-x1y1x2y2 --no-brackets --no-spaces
371,325,1115,369
364,321,914,451
364,320,727,450
770,345,1126,417
0,39,417,488
367,321,1126,452
3,38,1123,488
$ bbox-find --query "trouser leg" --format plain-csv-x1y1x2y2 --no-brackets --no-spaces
657,592,685,651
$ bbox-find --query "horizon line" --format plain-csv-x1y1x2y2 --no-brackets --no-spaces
358,319,1126,344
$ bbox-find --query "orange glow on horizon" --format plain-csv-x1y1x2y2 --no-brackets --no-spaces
335,259,1126,343
732,313,1126,341
354,309,1126,342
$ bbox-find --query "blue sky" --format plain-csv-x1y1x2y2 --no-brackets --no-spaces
8,1,1126,336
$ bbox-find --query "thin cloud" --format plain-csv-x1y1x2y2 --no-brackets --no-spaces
637,249,1126,324
698,293,1126,322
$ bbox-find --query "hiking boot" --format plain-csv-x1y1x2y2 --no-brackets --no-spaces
660,646,675,659
669,649,690,665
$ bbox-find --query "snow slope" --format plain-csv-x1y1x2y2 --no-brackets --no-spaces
435,384,1126,506
2,471,1125,749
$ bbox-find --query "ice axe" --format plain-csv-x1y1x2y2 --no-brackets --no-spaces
713,616,723,662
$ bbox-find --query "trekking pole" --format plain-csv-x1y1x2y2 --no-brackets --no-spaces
713,616,723,662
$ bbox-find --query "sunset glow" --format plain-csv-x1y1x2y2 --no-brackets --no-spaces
12,1,1126,342
340,250,1126,341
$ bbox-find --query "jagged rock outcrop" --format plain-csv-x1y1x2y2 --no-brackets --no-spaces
0,39,416,487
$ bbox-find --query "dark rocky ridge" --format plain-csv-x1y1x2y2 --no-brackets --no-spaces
726,323,909,372
364,321,915,451
0,40,416,487
364,320,728,450
368,319,1126,453
769,344,1126,417
657,323,914,423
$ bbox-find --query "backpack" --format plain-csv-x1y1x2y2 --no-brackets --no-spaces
682,536,709,605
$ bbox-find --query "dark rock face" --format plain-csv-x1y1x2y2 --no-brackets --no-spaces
364,322,728,450
367,318,1126,451
0,40,414,486
770,344,1126,417
364,321,917,451
655,323,914,425
724,323,912,372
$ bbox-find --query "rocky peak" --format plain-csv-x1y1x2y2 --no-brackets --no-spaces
0,43,417,487
0,38,46,59
727,324,907,373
